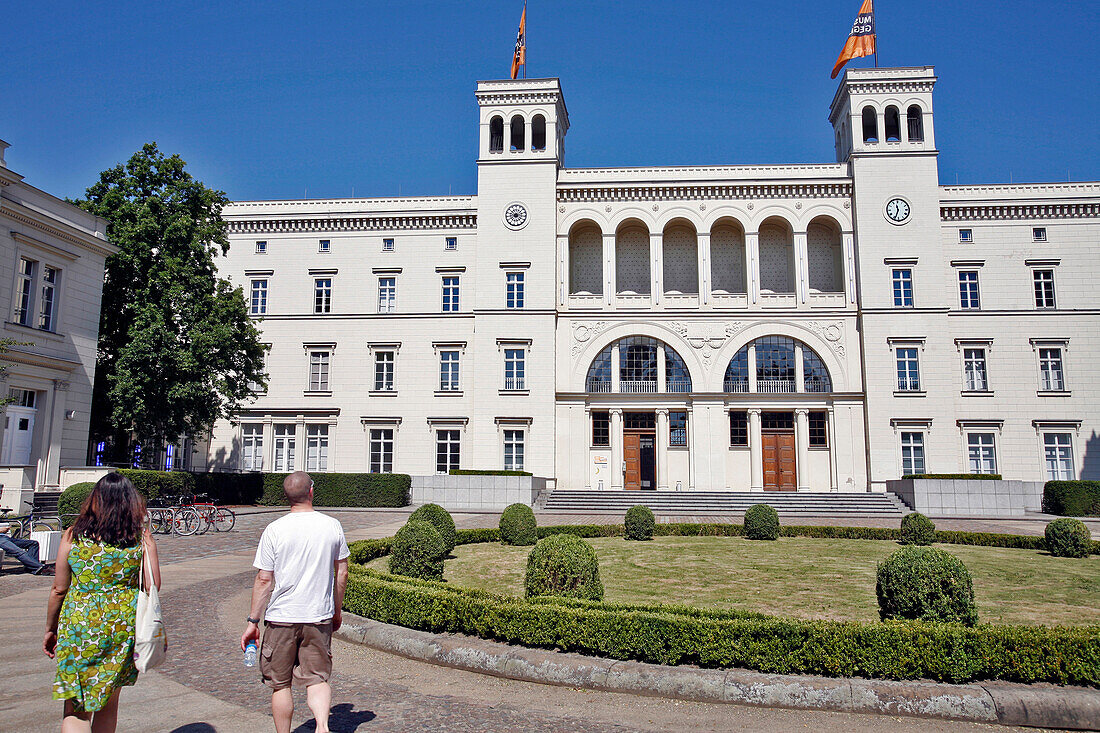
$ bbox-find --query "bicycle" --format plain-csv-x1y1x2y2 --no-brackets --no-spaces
145,501,176,535
171,494,235,535
10,508,62,539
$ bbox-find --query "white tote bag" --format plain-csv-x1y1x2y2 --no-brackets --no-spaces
133,545,167,672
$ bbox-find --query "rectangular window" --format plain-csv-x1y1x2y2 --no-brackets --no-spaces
309,350,330,391
382,238,394,252
808,411,828,447
958,271,980,309
306,425,329,471
963,348,988,391
958,229,972,243
1032,227,1047,242
273,424,295,472
892,268,913,307
374,351,395,391
250,279,268,315
503,429,524,471
592,411,610,446
378,277,396,313
900,432,925,475
669,411,687,447
314,278,332,314
319,239,331,253
504,348,525,390
729,411,748,446
506,272,525,309
445,237,457,251
241,423,263,471
439,351,460,391
1033,270,1056,309
442,276,460,312
8,388,36,408
1043,433,1074,481
369,428,394,473
895,347,920,391
1039,347,1065,391
967,433,997,474
38,265,59,331
255,240,267,253
436,429,460,473
13,257,35,326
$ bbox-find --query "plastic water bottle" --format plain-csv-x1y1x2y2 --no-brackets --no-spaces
243,641,258,667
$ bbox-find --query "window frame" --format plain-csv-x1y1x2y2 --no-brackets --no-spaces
1042,432,1074,481
891,268,914,307
439,350,461,392
305,424,330,472
255,240,267,254
249,279,268,315
506,271,525,309
314,277,332,314
381,238,395,252
441,275,460,312
308,349,331,392
435,429,461,473
272,424,296,472
958,229,973,243
958,270,981,310
445,237,458,251
808,411,828,447
503,348,526,391
895,346,921,392
728,411,748,447
591,410,610,447
318,239,331,253
1037,346,1066,392
38,265,60,332
962,347,989,392
377,276,397,313
373,350,395,391
966,432,998,475
900,431,925,475
669,410,687,447
241,423,264,472
1032,227,1047,243
1032,269,1056,309
503,428,525,471
369,428,394,473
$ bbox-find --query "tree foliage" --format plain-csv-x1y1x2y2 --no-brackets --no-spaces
76,143,266,454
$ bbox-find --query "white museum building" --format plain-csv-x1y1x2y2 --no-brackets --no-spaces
201,67,1100,495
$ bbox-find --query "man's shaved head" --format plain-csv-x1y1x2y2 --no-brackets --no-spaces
283,471,313,505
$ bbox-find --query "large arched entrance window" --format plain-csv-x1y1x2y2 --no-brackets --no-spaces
724,336,833,393
586,336,692,393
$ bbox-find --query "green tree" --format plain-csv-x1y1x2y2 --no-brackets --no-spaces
76,143,266,462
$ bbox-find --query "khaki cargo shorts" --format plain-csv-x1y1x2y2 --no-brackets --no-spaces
260,621,333,690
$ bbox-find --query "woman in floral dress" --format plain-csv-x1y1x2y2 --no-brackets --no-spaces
44,473,161,733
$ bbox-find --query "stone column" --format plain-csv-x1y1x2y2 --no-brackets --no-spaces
603,233,616,306
843,232,856,304
795,408,810,491
262,418,274,473
655,408,670,490
745,232,760,305
794,231,809,305
794,342,805,393
748,408,763,491
609,408,624,490
44,380,69,487
295,417,307,472
611,342,621,393
557,234,568,306
650,232,662,306
656,344,666,393
827,408,839,491
747,343,758,393
697,232,711,306
583,407,592,489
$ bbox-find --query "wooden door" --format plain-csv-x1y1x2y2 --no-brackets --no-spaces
762,433,797,491
623,433,641,490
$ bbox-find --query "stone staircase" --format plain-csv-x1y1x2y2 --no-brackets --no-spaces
540,490,908,516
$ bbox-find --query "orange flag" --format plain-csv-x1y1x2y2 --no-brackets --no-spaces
831,0,876,79
511,3,526,79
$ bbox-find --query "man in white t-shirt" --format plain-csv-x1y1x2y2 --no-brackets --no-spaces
241,472,350,733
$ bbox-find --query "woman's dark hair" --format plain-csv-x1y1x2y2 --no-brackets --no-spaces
71,472,145,548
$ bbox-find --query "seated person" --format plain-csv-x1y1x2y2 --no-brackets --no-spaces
0,519,52,575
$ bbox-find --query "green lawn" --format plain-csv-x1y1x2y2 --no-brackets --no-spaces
367,535,1100,626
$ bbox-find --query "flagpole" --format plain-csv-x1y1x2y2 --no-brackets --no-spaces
523,2,527,78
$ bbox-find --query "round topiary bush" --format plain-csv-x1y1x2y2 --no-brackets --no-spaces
899,512,936,545
624,504,655,541
1044,517,1092,558
876,546,978,625
389,520,447,581
58,482,96,527
499,503,538,546
408,503,456,555
524,534,604,601
744,503,779,540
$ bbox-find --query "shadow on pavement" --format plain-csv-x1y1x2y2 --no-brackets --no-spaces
169,725,216,733
292,703,376,732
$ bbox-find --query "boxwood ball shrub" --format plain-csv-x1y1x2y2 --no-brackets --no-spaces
744,503,780,540
1045,517,1092,558
524,534,604,601
408,503,456,555
58,482,96,527
499,503,537,546
876,546,978,625
389,520,447,581
624,505,655,541
899,512,936,545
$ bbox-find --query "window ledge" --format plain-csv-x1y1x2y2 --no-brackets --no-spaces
1038,390,1072,397
961,390,995,397
303,390,332,397
499,389,530,396
369,390,398,397
668,445,689,450
728,445,750,450
4,321,65,341
893,390,927,397
434,390,464,397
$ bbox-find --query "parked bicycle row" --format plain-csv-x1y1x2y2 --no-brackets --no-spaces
147,494,236,535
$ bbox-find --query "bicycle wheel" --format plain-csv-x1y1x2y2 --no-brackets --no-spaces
213,507,236,532
194,507,213,535
173,508,201,536
150,509,172,534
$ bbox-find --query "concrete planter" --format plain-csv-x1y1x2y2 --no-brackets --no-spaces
887,479,1043,517
411,474,546,511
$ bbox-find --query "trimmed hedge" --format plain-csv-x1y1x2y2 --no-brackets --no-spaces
499,504,538,546
409,504,456,555
744,504,779,540
1045,518,1093,558
902,474,1002,480
389,521,446,580
876,546,978,625
524,534,603,601
624,505,655,541
899,512,936,545
344,566,1100,686
58,482,95,526
117,469,194,500
259,473,410,507
449,469,533,477
1043,481,1100,517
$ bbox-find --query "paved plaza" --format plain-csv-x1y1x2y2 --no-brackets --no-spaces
0,508,1087,732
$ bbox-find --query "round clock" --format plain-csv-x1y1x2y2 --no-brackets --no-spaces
504,202,528,229
885,197,911,224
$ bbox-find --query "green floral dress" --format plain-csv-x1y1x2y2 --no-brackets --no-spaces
53,538,142,712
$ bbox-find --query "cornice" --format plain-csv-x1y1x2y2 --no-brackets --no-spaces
847,80,935,96
225,213,478,235
940,202,1100,221
1,347,82,373
557,181,852,203
1,200,116,258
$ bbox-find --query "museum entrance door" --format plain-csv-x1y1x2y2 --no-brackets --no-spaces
761,411,796,491
623,412,657,491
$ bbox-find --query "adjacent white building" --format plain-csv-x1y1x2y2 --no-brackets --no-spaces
0,139,115,510
202,67,1100,494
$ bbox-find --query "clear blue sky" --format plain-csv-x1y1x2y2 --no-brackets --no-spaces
4,1,1098,201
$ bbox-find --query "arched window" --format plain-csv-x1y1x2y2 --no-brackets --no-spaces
586,348,612,392
489,116,504,153
665,347,692,392
723,337,833,394
724,346,749,392
510,115,525,151
884,106,901,142
585,337,692,393
862,106,878,143
803,349,832,393
531,114,546,151
907,105,924,142
755,336,797,392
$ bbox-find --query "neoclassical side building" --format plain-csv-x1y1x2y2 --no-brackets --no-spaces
201,67,1100,493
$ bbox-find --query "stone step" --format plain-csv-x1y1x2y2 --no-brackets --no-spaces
542,491,905,516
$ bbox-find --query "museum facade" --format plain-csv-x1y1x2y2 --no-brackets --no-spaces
201,67,1100,492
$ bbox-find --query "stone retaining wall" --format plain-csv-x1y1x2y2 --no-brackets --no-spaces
887,478,1043,517
411,474,545,511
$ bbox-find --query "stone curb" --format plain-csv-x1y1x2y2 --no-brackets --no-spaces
336,614,1099,730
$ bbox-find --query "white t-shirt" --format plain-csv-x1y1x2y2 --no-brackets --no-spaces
253,510,350,624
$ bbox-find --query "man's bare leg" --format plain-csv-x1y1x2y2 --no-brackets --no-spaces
271,687,293,733
306,682,332,733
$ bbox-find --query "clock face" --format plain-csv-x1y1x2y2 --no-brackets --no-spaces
504,203,528,229
885,197,911,223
